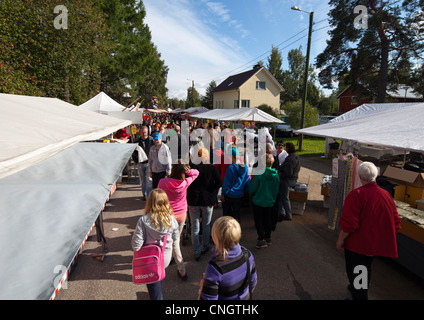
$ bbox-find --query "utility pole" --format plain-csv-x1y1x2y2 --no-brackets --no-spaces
291,6,314,152
192,80,194,108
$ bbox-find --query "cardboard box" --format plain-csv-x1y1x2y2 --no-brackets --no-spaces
383,166,424,188
291,200,306,215
289,190,308,203
417,200,424,211
384,166,424,207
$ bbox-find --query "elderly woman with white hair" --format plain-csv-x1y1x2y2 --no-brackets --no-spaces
336,161,401,300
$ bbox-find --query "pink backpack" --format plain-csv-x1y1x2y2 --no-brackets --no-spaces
132,233,168,284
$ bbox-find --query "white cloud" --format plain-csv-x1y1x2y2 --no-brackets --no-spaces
144,0,251,99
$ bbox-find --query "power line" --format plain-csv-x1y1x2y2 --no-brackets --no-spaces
198,19,329,86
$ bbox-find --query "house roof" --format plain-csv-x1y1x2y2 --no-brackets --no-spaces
212,66,284,94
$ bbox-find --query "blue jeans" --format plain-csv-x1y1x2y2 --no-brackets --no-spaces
188,206,213,257
146,281,163,300
137,163,151,197
276,178,297,220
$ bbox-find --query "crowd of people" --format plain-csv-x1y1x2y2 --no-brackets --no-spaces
129,113,402,301
127,114,300,300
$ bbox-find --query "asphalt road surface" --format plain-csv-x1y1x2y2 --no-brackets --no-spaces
55,156,424,301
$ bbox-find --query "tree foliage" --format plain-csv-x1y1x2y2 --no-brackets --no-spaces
267,46,283,84
97,0,168,107
283,99,319,129
316,0,424,102
0,0,168,107
0,0,108,103
201,80,217,109
280,47,321,107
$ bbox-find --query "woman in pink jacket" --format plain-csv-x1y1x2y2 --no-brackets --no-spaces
158,163,199,280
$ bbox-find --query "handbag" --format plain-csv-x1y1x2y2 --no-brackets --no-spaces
242,247,253,300
132,233,168,284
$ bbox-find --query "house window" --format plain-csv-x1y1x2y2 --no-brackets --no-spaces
256,81,266,90
241,100,250,108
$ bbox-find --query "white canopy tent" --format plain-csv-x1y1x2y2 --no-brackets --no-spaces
78,91,126,113
0,142,136,300
0,93,137,299
78,92,145,124
296,102,424,153
0,93,131,179
190,107,283,123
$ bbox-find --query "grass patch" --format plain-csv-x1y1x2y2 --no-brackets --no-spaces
275,135,326,157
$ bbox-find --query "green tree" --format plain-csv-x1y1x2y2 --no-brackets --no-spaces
186,86,201,108
266,45,283,84
97,0,168,106
0,0,108,104
281,47,321,106
201,80,216,109
316,0,424,103
282,99,319,129
318,91,339,114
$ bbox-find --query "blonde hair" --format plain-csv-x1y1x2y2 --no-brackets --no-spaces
198,147,210,164
211,216,241,260
266,153,274,167
144,189,174,230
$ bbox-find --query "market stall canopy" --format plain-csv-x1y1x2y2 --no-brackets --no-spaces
0,93,131,179
190,107,283,123
79,91,126,113
0,142,136,300
177,107,209,114
296,102,424,152
105,110,144,124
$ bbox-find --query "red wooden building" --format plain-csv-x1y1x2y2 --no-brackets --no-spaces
337,84,423,114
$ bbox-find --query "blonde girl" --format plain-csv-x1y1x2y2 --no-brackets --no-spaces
199,216,257,300
131,189,179,300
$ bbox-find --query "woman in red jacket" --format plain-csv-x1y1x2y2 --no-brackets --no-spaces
336,161,401,300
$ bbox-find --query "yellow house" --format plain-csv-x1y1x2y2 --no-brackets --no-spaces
212,65,284,113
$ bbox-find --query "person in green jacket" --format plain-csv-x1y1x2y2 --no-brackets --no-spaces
249,154,280,249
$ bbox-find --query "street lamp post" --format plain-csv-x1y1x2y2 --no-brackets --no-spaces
291,6,314,152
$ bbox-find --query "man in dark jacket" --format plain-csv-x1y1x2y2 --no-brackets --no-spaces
187,147,223,260
276,142,300,221
134,126,154,200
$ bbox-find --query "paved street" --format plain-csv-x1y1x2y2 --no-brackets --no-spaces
55,156,424,301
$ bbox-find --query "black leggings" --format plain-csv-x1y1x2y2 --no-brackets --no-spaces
344,249,374,300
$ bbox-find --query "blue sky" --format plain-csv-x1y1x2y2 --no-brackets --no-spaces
144,0,334,100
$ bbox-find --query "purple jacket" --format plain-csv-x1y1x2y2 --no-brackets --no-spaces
200,244,257,300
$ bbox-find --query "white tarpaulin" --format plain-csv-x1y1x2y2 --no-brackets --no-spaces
0,93,131,179
105,110,144,124
78,91,126,112
0,142,136,300
190,107,283,123
296,102,424,152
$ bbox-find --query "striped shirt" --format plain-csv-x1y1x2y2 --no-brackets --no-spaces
200,244,257,300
